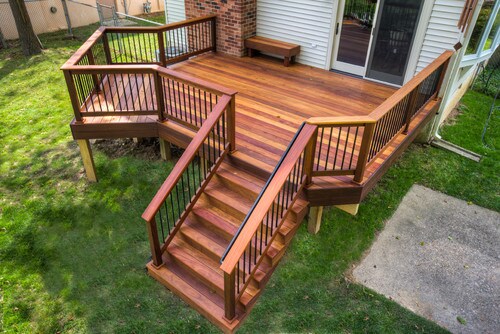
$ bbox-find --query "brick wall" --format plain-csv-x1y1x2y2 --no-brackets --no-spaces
185,0,256,56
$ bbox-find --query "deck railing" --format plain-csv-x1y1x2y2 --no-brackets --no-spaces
61,15,225,131
219,122,318,320
142,94,233,267
307,50,452,183
219,50,453,320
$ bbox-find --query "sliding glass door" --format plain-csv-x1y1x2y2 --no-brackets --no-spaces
365,0,425,85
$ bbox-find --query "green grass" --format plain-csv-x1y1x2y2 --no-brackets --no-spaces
1,25,498,333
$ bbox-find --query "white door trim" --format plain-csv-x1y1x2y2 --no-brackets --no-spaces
403,0,436,83
325,0,340,70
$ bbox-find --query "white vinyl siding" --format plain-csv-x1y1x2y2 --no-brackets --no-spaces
256,0,334,68
414,0,465,73
165,0,186,23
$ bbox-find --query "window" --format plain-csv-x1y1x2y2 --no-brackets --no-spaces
466,0,496,54
483,10,499,51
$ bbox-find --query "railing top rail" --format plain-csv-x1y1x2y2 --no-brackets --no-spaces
60,63,237,96
369,50,453,120
141,94,232,223
61,15,216,68
219,122,317,274
62,27,105,68
307,115,376,126
305,50,453,127
103,15,216,33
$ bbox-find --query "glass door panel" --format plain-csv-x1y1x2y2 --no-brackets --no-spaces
366,0,424,85
332,0,378,75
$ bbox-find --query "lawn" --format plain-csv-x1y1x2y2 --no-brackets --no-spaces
1,25,498,333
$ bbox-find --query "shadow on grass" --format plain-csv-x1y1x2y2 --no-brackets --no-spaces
1,143,222,333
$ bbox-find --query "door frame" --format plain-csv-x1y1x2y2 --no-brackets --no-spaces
327,0,381,76
326,0,433,86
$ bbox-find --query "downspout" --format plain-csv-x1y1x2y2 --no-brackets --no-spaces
429,0,485,138
427,0,486,162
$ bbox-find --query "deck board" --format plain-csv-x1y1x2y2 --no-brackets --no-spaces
170,54,396,191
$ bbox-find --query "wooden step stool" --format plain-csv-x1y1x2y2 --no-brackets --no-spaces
245,36,300,67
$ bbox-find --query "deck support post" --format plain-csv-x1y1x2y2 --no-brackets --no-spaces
227,94,237,152
77,139,97,182
147,217,163,268
353,123,375,183
223,270,236,321
307,206,324,234
159,139,172,160
335,204,359,216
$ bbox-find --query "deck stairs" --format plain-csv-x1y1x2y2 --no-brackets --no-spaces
147,155,309,333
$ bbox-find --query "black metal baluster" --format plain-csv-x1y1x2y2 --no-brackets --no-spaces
349,126,359,169
341,126,351,170
163,201,171,234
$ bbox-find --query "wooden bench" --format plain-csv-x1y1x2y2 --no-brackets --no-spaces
245,36,300,67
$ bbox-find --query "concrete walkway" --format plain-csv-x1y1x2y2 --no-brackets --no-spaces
353,184,499,334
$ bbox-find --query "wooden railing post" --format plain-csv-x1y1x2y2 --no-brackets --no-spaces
211,17,217,52
157,31,167,66
353,123,375,183
63,70,83,122
303,127,318,185
434,60,450,99
154,71,166,122
224,270,236,321
87,48,101,92
403,88,419,134
227,94,236,152
101,32,113,65
147,218,163,267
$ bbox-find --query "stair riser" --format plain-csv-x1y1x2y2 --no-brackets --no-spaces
202,193,248,221
180,232,223,264
215,174,261,202
192,212,236,241
168,254,225,298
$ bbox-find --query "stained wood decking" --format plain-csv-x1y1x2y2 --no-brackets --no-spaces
71,53,441,205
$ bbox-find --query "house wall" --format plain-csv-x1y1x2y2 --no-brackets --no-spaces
256,0,335,68
184,0,256,56
165,0,186,23
413,0,466,74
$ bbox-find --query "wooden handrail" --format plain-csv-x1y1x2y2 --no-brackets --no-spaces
220,123,317,274
369,51,453,120
61,15,217,68
301,50,453,183
307,115,376,125
62,27,105,68
61,64,237,97
142,94,232,223
103,15,217,33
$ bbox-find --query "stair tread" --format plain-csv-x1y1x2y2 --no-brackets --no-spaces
169,237,225,295
216,163,266,198
147,259,241,333
192,204,240,238
181,217,230,261
203,184,254,220
169,237,260,306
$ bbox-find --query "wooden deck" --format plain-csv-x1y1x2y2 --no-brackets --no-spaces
170,53,395,170
71,52,422,205
65,19,452,332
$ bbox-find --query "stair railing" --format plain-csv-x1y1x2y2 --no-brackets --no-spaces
61,15,228,133
306,50,453,183
219,122,319,320
142,94,233,268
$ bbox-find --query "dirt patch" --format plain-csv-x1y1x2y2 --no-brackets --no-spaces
93,138,184,161
442,103,465,127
